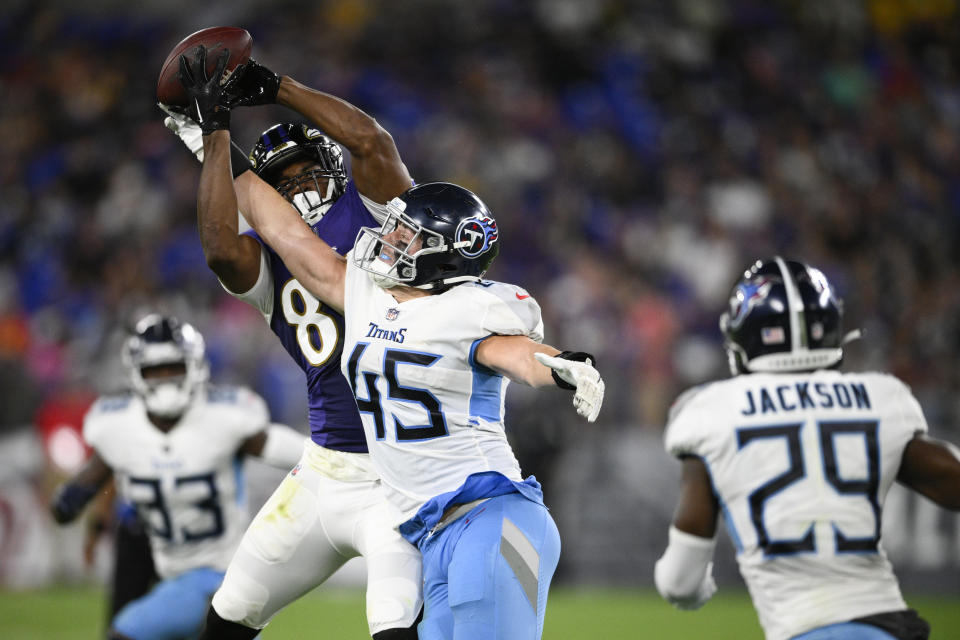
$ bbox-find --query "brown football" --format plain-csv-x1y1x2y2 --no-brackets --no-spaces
156,26,252,107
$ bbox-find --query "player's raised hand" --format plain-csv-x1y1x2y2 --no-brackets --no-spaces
535,351,605,422
221,58,281,108
159,103,204,161
664,562,717,610
177,45,232,134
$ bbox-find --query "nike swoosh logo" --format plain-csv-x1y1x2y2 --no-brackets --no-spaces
516,293,530,300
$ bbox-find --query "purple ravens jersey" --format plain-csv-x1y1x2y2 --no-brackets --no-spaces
241,181,380,452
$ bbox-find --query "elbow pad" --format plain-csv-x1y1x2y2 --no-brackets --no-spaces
260,423,307,470
654,526,718,610
50,483,98,524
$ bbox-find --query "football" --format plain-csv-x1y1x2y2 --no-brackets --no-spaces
156,26,252,107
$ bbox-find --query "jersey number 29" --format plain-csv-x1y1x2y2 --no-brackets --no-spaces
736,420,880,557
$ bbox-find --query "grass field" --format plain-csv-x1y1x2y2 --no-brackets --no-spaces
1,586,959,639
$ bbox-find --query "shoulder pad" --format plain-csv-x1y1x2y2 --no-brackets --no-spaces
463,280,544,342
90,392,134,415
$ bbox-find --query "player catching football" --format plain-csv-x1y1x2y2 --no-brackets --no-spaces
50,315,306,640
164,45,423,639
654,257,960,640
177,44,605,640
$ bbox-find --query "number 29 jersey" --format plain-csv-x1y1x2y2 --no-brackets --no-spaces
665,369,928,640
83,385,269,580
341,236,544,523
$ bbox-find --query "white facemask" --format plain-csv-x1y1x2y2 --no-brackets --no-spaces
143,381,192,418
292,178,337,225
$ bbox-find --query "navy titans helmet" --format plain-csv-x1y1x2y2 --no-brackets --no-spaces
249,123,347,225
719,257,848,375
354,182,500,291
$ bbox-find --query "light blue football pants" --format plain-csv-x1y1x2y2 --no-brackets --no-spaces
417,492,561,640
792,622,899,640
112,567,224,640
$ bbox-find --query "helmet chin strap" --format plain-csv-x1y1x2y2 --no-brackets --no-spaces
368,257,401,289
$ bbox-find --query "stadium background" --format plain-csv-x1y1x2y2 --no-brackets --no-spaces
1,0,959,635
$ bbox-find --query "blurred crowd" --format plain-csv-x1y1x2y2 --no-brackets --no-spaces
2,0,960,490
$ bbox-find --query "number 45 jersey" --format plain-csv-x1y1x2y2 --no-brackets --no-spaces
665,369,928,640
341,235,545,523
83,386,269,580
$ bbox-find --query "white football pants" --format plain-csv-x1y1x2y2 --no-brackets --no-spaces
211,441,423,635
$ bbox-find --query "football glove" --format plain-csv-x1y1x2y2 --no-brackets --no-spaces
177,45,232,135
534,351,605,422
222,58,281,108
159,103,204,162
661,561,717,611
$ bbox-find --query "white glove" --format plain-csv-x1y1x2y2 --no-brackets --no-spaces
659,561,717,611
534,352,605,422
159,103,204,162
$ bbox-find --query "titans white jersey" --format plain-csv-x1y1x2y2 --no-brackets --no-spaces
341,237,543,522
666,370,928,640
83,386,268,579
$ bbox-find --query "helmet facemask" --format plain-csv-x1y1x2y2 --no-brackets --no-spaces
250,123,347,226
355,197,459,290
122,317,208,419
276,167,344,226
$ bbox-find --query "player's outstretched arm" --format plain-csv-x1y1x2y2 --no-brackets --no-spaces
475,335,605,422
239,422,307,470
655,456,719,610
179,49,347,312
50,451,113,525
897,434,960,510
232,162,347,312
276,77,413,203
175,46,263,294
161,106,262,294
223,58,412,202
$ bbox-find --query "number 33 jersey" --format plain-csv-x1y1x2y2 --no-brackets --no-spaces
341,237,545,523
83,386,269,579
665,370,928,640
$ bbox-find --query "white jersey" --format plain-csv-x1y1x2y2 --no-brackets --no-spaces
341,237,543,522
83,385,269,579
665,370,928,640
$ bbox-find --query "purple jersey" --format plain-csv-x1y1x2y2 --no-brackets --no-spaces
240,181,379,452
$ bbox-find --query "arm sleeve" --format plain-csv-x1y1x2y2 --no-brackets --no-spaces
654,526,718,609
220,241,275,323
358,192,390,225
258,423,307,470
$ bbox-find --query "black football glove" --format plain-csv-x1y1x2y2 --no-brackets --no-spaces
222,58,281,108
177,45,232,135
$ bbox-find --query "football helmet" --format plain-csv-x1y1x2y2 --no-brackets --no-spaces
249,123,347,225
720,257,847,375
353,182,500,291
122,314,209,418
